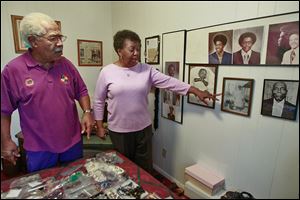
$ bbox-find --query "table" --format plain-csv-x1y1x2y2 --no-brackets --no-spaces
1,151,179,199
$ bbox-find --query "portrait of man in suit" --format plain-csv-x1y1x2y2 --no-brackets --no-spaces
208,31,232,64
261,80,299,120
233,31,261,65
281,32,299,65
266,21,299,65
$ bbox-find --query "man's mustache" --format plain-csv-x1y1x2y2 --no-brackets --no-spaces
54,47,63,53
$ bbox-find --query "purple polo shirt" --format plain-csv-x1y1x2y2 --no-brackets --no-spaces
1,51,88,153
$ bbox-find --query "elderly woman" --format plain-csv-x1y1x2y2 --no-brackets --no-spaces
93,30,220,173
1,12,93,172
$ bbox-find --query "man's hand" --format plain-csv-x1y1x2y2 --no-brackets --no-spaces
81,112,94,140
1,139,20,165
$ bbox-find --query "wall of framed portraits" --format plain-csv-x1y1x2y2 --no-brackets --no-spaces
186,12,299,66
112,2,299,199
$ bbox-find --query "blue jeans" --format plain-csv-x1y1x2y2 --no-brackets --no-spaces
25,141,83,173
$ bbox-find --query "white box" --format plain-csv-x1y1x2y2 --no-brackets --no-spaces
184,181,226,199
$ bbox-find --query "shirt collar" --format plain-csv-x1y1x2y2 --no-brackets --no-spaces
273,99,285,107
241,49,252,57
24,49,62,69
24,49,40,68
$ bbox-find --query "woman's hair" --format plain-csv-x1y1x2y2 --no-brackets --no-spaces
20,12,56,48
213,34,227,45
238,32,257,46
113,30,141,53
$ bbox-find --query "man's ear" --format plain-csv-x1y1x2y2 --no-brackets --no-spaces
28,36,38,48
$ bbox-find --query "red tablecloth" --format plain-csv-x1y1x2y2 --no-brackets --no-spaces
1,151,179,199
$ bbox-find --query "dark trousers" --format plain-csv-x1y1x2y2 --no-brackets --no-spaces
109,125,153,173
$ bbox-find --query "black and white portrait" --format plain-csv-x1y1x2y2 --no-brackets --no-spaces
188,64,218,108
221,78,254,116
261,79,299,120
161,61,182,123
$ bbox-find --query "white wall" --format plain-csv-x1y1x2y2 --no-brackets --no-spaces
1,1,299,199
1,1,113,141
111,1,299,199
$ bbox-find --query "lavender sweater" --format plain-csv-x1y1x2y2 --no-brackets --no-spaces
93,63,190,132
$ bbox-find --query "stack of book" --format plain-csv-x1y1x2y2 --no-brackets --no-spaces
184,164,225,196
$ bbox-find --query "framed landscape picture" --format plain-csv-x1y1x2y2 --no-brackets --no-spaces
77,39,103,66
221,77,254,116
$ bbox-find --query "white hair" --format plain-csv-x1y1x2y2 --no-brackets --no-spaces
20,12,56,48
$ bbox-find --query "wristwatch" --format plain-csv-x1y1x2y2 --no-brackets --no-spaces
83,109,93,113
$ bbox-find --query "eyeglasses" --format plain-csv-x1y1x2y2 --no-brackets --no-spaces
37,35,67,43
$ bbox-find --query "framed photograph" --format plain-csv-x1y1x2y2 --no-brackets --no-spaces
261,79,299,120
232,26,264,65
145,35,160,64
11,15,61,54
77,39,103,66
221,77,254,116
188,64,218,108
162,62,181,121
266,21,299,65
208,30,233,64
161,30,186,124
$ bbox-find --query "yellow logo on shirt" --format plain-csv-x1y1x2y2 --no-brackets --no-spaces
60,74,69,84
25,78,34,87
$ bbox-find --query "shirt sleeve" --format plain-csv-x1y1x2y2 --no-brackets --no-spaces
150,66,190,95
1,67,18,116
93,68,108,120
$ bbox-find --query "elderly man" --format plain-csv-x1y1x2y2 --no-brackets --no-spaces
281,32,299,64
262,81,297,120
1,12,94,172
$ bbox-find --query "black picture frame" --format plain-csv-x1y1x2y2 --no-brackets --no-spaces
261,79,299,120
161,30,186,124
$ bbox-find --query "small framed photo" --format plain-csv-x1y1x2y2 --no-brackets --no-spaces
145,35,160,64
161,61,182,123
188,64,218,108
11,15,61,54
221,77,254,116
261,79,299,120
77,39,103,66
